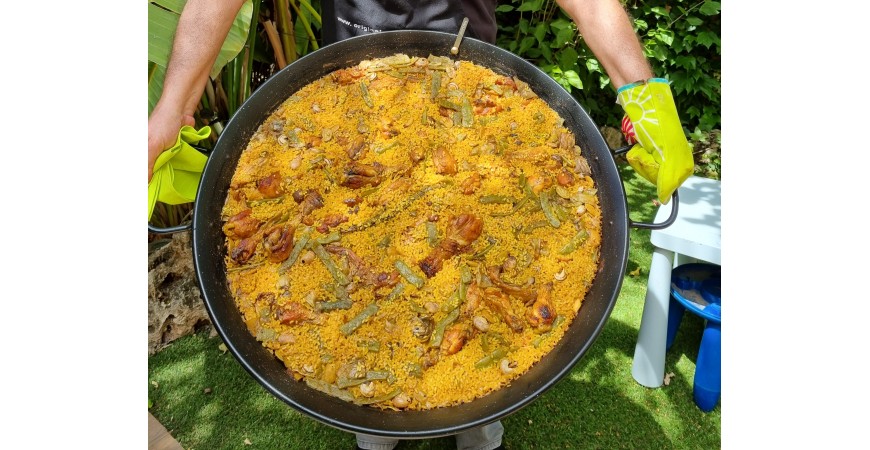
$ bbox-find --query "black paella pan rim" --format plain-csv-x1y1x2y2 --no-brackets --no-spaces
192,30,629,438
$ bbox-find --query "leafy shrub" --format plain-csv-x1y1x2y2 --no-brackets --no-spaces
494,0,721,133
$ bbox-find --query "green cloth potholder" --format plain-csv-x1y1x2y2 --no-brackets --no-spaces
148,125,210,221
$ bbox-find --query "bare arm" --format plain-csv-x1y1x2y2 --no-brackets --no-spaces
148,0,247,181
555,0,652,89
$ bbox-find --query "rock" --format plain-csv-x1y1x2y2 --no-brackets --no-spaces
148,232,212,355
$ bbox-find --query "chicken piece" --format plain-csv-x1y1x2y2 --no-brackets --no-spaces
331,67,364,85
298,189,324,216
230,238,257,264
263,224,295,263
325,244,400,292
460,172,481,195
440,324,469,356
372,177,412,207
419,214,483,278
276,301,309,325
223,209,261,239
472,96,503,116
347,135,367,160
527,282,556,330
526,172,553,195
340,162,383,189
462,282,483,317
556,168,575,187
317,214,349,233
257,172,283,198
483,287,524,333
432,146,457,175
486,265,537,305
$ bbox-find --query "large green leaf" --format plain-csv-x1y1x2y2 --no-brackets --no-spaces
148,0,253,113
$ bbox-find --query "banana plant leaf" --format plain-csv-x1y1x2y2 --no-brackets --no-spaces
148,0,253,114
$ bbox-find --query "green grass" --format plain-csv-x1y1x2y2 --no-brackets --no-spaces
148,167,721,449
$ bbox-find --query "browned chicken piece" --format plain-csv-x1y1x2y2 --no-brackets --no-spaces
526,172,553,195
298,189,324,216
325,244,400,292
556,168,575,187
472,96,503,116
440,324,469,356
419,214,484,278
276,301,309,325
486,265,537,305
347,135,367,160
317,214,349,233
223,209,261,239
462,282,483,317
372,177,412,207
483,287,524,333
331,68,364,85
257,172,283,198
527,282,556,330
263,224,295,263
379,116,399,139
340,162,383,189
230,238,257,264
432,146,457,175
461,172,481,195
495,76,517,91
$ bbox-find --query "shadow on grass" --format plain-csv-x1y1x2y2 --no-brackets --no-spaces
149,308,718,450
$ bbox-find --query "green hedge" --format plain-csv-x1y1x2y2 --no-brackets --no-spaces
494,0,721,133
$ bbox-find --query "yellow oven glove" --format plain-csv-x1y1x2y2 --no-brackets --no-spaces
147,125,211,221
616,78,693,203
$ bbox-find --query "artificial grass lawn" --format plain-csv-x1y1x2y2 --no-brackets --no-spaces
148,167,721,449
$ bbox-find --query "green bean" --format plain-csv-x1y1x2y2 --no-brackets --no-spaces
426,222,438,247
421,107,429,126
479,195,517,204
374,141,399,154
519,173,538,202
522,220,550,234
470,236,497,260
312,243,350,285
337,370,389,388
461,98,473,127
310,230,341,247
409,301,427,314
384,282,405,302
474,347,508,369
353,387,402,405
406,363,423,378
558,229,589,255
377,235,392,248
430,307,460,347
340,303,379,336
394,260,425,288
279,228,312,273
441,290,460,312
359,81,373,108
356,340,381,353
438,98,461,111
458,265,472,303
540,190,561,228
430,71,442,101
315,298,353,312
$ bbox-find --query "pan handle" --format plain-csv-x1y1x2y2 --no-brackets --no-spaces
612,145,679,230
147,144,212,235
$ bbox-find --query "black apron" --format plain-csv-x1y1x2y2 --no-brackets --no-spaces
321,0,496,45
